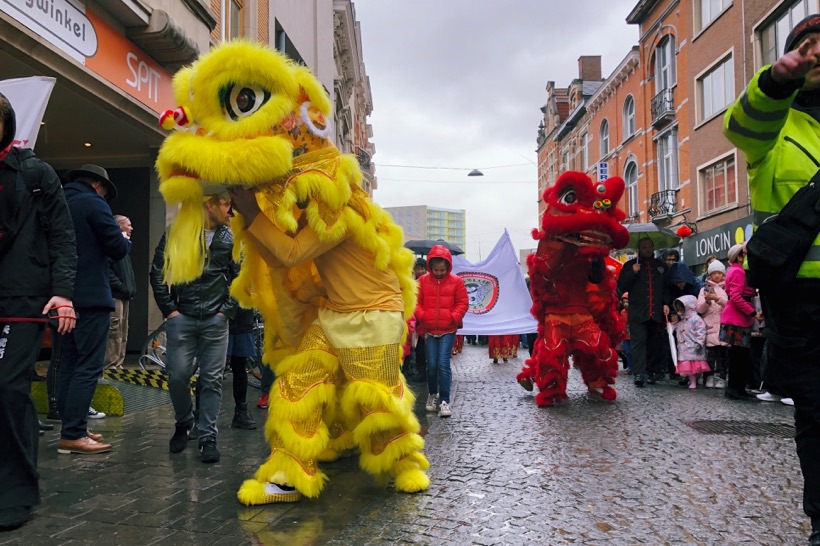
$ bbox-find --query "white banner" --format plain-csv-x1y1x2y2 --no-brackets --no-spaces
451,230,538,335
0,76,56,149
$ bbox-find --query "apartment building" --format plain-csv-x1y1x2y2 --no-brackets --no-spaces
626,0,693,234
536,56,605,219
585,47,644,220
385,205,467,252
536,0,820,270
682,0,818,265
0,0,374,348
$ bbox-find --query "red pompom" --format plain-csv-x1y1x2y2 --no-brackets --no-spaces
677,225,694,238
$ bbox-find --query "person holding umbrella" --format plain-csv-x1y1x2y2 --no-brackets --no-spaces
617,236,671,387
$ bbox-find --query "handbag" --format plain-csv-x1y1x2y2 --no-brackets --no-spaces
746,168,820,292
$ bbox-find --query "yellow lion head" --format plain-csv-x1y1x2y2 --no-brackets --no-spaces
155,40,334,284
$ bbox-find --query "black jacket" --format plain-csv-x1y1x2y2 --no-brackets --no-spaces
149,225,239,320
617,255,671,324
109,254,136,300
63,182,131,310
0,147,77,318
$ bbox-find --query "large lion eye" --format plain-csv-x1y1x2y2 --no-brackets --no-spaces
558,187,577,205
223,84,271,120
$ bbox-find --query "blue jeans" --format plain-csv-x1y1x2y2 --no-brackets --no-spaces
621,340,633,372
166,313,229,441
57,310,110,440
426,333,455,404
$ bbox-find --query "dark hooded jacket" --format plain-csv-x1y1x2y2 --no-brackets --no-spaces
0,94,77,318
415,245,469,336
668,262,702,303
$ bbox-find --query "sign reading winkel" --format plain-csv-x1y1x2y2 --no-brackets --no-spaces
0,0,98,61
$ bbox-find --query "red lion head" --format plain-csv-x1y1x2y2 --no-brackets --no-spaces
535,171,630,255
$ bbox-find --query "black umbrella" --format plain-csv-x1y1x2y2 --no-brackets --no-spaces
624,223,680,250
404,238,465,256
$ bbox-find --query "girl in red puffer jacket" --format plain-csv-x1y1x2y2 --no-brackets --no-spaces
415,245,468,418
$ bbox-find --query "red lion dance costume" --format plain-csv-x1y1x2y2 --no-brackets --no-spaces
517,171,629,407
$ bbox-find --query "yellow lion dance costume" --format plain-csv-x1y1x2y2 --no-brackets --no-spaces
155,41,428,504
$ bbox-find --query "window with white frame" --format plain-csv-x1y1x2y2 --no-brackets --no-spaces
760,0,814,66
623,96,636,137
624,160,639,218
561,146,569,171
657,128,679,192
700,155,737,213
654,36,677,94
222,0,244,40
599,119,610,157
698,0,731,32
698,55,734,121
581,133,589,171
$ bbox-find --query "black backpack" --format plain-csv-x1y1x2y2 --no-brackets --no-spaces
746,168,820,292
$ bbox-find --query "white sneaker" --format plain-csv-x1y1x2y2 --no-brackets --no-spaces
88,407,106,419
756,392,782,402
425,394,438,412
705,376,715,389
782,397,795,406
438,401,452,418
714,378,727,389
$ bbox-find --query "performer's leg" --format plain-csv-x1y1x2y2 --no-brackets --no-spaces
238,325,338,505
572,321,619,401
325,311,428,493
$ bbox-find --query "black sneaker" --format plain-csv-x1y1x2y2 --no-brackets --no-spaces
199,437,220,463
232,404,257,430
634,374,646,388
169,419,194,453
647,373,657,385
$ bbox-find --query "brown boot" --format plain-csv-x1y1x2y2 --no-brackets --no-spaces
57,437,112,455
86,431,104,442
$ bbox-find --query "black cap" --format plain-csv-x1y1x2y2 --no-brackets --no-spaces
0,92,17,151
65,164,118,202
784,13,820,54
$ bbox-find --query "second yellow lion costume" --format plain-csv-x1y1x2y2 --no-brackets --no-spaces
155,41,428,504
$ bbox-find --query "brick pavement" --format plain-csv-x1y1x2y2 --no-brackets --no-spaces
0,344,808,545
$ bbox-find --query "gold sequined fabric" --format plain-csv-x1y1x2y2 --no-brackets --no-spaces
338,344,402,396
369,428,408,456
277,326,337,403
291,413,323,439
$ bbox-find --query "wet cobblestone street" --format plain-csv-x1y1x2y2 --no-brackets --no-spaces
1,343,808,545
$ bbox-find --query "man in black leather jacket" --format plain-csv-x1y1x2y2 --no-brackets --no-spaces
150,194,238,463
0,93,77,530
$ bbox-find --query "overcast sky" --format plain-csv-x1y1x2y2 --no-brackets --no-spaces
353,0,640,261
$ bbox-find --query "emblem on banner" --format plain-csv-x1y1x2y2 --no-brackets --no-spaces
458,272,499,315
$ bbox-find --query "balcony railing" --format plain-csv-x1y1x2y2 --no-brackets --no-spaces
650,88,674,128
649,190,677,219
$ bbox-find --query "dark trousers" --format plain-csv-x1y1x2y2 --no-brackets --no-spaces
727,345,752,394
749,335,765,390
526,332,537,358
260,364,274,394
629,320,664,377
57,310,110,440
0,321,44,510
229,355,248,407
764,280,820,527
